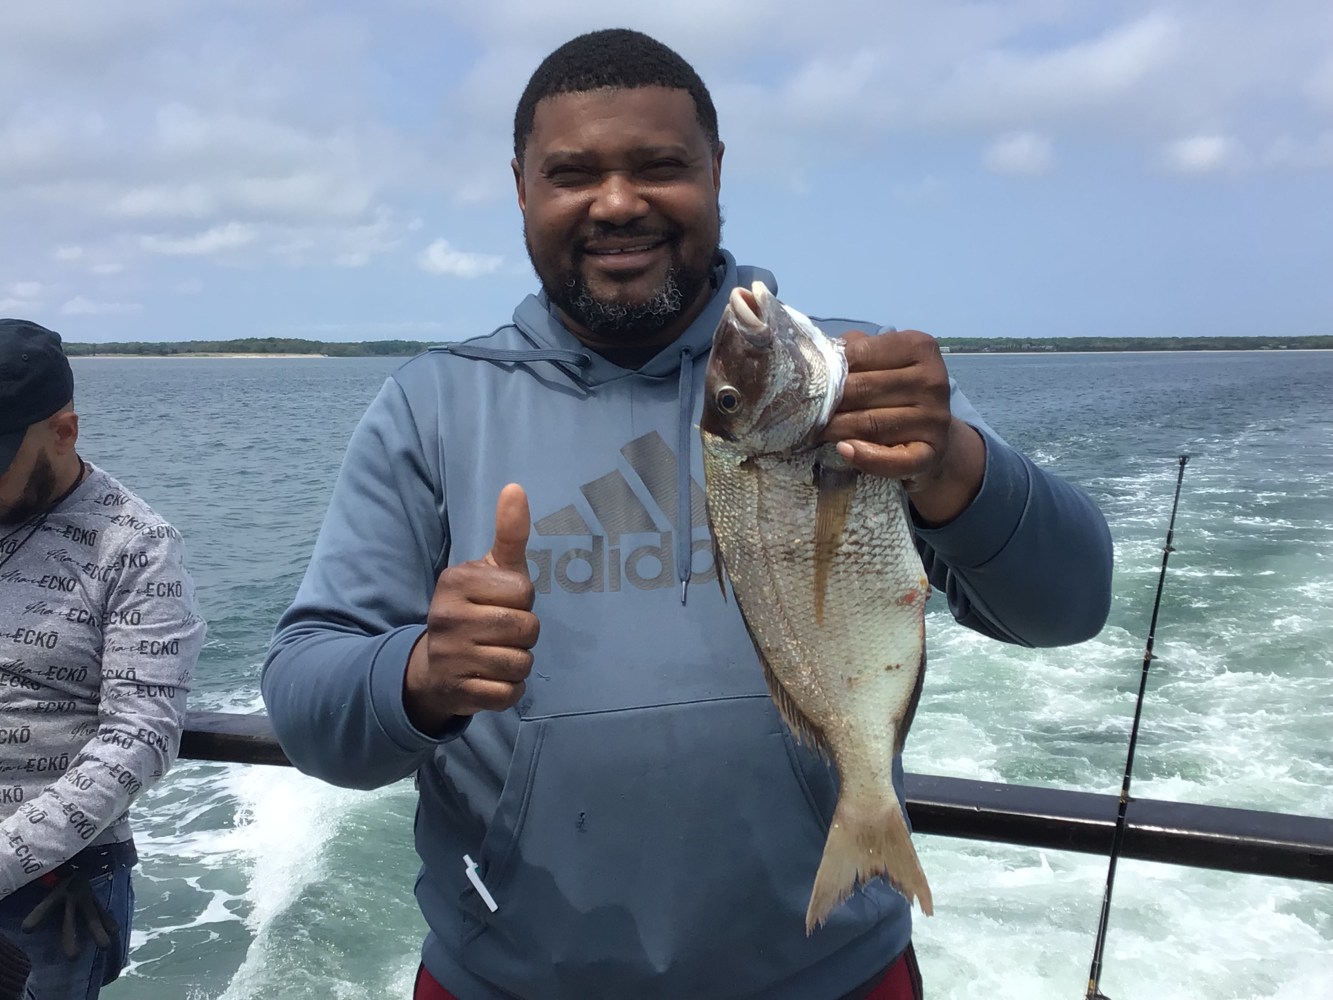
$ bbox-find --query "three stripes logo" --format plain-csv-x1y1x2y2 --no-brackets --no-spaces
527,430,719,594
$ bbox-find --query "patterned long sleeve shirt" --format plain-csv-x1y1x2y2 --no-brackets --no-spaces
0,464,204,898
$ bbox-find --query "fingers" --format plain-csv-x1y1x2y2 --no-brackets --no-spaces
406,483,540,726
76,891,113,948
833,439,938,481
429,598,539,650
485,483,531,574
21,884,62,931
822,399,946,451
445,675,529,714
822,330,953,483
835,333,950,412
62,896,79,959
841,328,938,372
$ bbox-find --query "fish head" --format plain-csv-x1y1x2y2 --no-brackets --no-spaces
701,281,846,453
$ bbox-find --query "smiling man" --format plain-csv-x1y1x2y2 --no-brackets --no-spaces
515,82,723,363
263,29,1113,1000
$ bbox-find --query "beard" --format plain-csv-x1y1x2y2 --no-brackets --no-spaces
0,451,58,526
527,222,720,343
558,265,696,341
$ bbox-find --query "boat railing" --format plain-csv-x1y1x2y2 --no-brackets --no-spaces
180,711,1333,885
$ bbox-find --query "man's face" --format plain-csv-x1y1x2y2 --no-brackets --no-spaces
0,430,58,526
514,86,724,350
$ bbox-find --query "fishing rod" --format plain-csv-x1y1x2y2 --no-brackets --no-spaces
1084,453,1190,1000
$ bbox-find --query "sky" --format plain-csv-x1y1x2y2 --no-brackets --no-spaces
1,0,1330,344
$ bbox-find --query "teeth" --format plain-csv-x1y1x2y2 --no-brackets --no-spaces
592,244,656,255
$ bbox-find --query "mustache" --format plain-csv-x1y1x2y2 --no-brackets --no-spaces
576,224,675,249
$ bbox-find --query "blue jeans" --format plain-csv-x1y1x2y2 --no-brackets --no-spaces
0,842,135,1000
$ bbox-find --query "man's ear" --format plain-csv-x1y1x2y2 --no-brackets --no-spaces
48,409,79,454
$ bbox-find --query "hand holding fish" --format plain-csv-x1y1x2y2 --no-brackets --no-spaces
404,483,539,732
820,330,985,526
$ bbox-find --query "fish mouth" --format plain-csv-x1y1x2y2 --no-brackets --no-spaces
728,282,775,347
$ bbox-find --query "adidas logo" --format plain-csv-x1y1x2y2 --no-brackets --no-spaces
527,430,719,594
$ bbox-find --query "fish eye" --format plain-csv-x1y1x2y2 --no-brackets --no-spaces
715,386,742,414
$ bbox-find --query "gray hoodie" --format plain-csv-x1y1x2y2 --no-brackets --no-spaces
262,252,1113,999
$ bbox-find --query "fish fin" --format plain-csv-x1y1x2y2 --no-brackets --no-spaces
710,529,729,601
893,644,928,757
731,594,832,756
757,650,832,758
806,780,934,934
813,462,858,626
700,492,730,601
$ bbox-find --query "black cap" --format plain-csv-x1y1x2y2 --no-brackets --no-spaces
0,318,75,477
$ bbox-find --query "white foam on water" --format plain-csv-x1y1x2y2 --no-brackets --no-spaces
213,760,402,999
905,433,1333,999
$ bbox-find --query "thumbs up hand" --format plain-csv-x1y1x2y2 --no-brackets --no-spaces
404,484,540,733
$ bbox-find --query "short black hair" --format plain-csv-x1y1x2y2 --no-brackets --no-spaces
513,28,719,164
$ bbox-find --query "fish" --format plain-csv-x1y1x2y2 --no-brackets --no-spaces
699,281,934,933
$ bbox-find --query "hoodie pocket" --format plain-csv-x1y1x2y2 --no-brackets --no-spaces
458,695,884,999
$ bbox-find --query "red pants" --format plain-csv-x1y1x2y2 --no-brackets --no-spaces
414,944,922,999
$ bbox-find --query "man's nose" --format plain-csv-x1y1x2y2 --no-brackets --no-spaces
589,173,648,225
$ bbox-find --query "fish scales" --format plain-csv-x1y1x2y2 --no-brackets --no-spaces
700,281,934,933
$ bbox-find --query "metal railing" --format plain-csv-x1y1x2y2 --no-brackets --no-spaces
180,711,1333,885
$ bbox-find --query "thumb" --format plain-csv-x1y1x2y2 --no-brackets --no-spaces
485,483,531,574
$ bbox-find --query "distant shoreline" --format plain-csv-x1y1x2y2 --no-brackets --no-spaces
64,335,1333,358
946,348,1333,356
74,353,328,359
67,347,1333,360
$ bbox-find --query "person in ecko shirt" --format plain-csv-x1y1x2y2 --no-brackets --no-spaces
262,28,1114,1000
0,318,206,1000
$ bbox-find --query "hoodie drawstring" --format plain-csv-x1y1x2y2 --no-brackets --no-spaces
676,348,695,605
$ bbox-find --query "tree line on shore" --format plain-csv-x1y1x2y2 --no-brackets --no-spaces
61,337,425,357
62,334,1333,357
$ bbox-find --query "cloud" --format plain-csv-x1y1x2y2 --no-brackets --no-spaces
140,222,257,256
1162,135,1242,174
2,1,1331,344
0,282,44,312
1308,54,1333,110
60,296,143,316
279,320,448,337
1264,133,1333,169
418,239,504,278
932,13,1183,129
983,132,1054,174
894,175,950,205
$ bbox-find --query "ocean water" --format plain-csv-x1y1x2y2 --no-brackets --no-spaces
59,350,1331,1000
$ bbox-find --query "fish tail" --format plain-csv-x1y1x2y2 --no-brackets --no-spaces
805,790,934,934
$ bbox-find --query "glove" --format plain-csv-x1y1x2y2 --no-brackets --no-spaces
20,871,119,960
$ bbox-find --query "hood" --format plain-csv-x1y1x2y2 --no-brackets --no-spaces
506,250,776,387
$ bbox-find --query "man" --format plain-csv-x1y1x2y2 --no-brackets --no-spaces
263,28,1113,1000
0,318,205,998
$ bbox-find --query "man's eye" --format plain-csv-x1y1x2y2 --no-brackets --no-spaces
640,161,685,180
546,166,594,185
